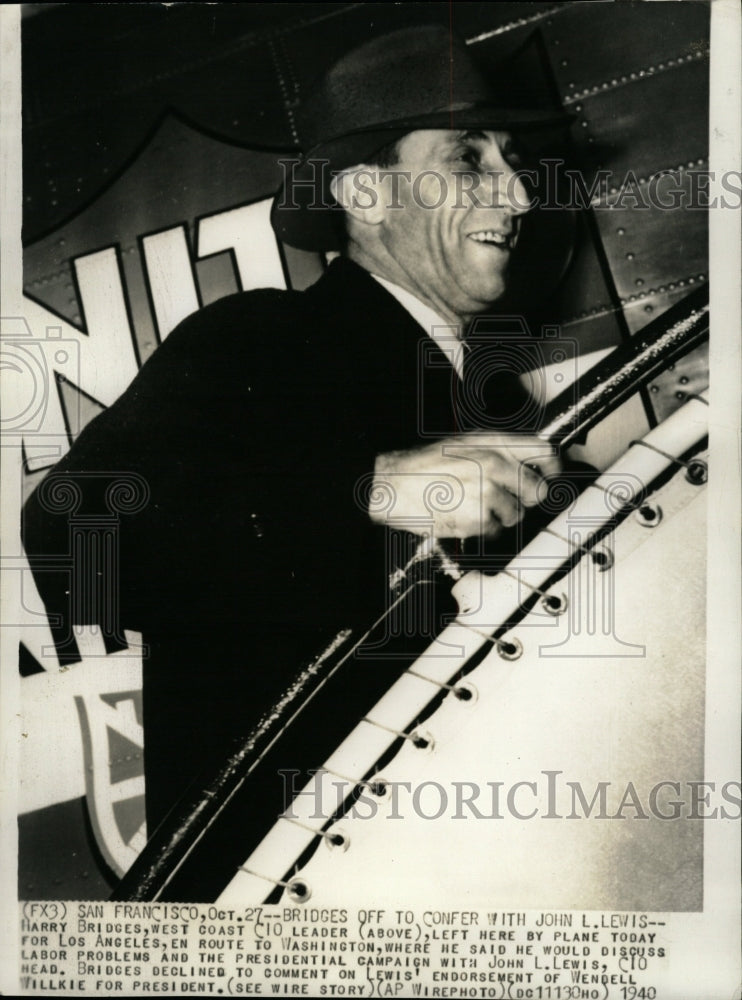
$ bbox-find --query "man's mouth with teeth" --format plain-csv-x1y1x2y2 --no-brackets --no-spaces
467,230,515,249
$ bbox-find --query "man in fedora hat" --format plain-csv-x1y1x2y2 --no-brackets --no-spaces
23,25,569,839
269,24,569,537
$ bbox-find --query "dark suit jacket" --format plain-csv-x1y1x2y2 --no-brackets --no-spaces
24,257,486,828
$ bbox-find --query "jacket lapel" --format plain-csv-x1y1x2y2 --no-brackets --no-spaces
305,258,463,449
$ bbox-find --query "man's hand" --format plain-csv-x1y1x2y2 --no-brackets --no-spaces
368,433,561,539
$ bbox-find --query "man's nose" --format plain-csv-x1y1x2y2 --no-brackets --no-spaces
493,162,532,215
472,160,532,215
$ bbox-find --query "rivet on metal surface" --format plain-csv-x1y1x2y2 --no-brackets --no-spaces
635,278,644,287
617,227,626,235
287,878,311,903
686,460,707,485
626,252,634,260
326,830,350,852
411,730,435,752
635,503,662,527
454,682,478,704
368,778,389,797
497,637,523,661
590,546,614,572
541,592,568,617
679,375,689,385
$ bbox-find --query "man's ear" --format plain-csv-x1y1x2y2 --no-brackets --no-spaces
330,165,386,227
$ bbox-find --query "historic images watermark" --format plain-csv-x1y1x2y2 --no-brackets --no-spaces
279,769,742,823
276,158,742,213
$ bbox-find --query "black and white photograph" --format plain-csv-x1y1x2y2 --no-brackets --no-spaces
1,2,740,996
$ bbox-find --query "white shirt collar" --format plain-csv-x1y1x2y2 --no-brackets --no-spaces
371,274,466,380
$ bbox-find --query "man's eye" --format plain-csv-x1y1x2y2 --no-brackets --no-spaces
457,150,479,168
502,144,525,168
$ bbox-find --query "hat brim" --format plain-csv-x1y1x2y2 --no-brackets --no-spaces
271,104,573,252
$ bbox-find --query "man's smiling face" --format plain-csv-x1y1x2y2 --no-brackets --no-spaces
374,129,532,323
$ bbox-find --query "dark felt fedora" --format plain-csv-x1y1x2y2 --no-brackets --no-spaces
271,24,572,252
